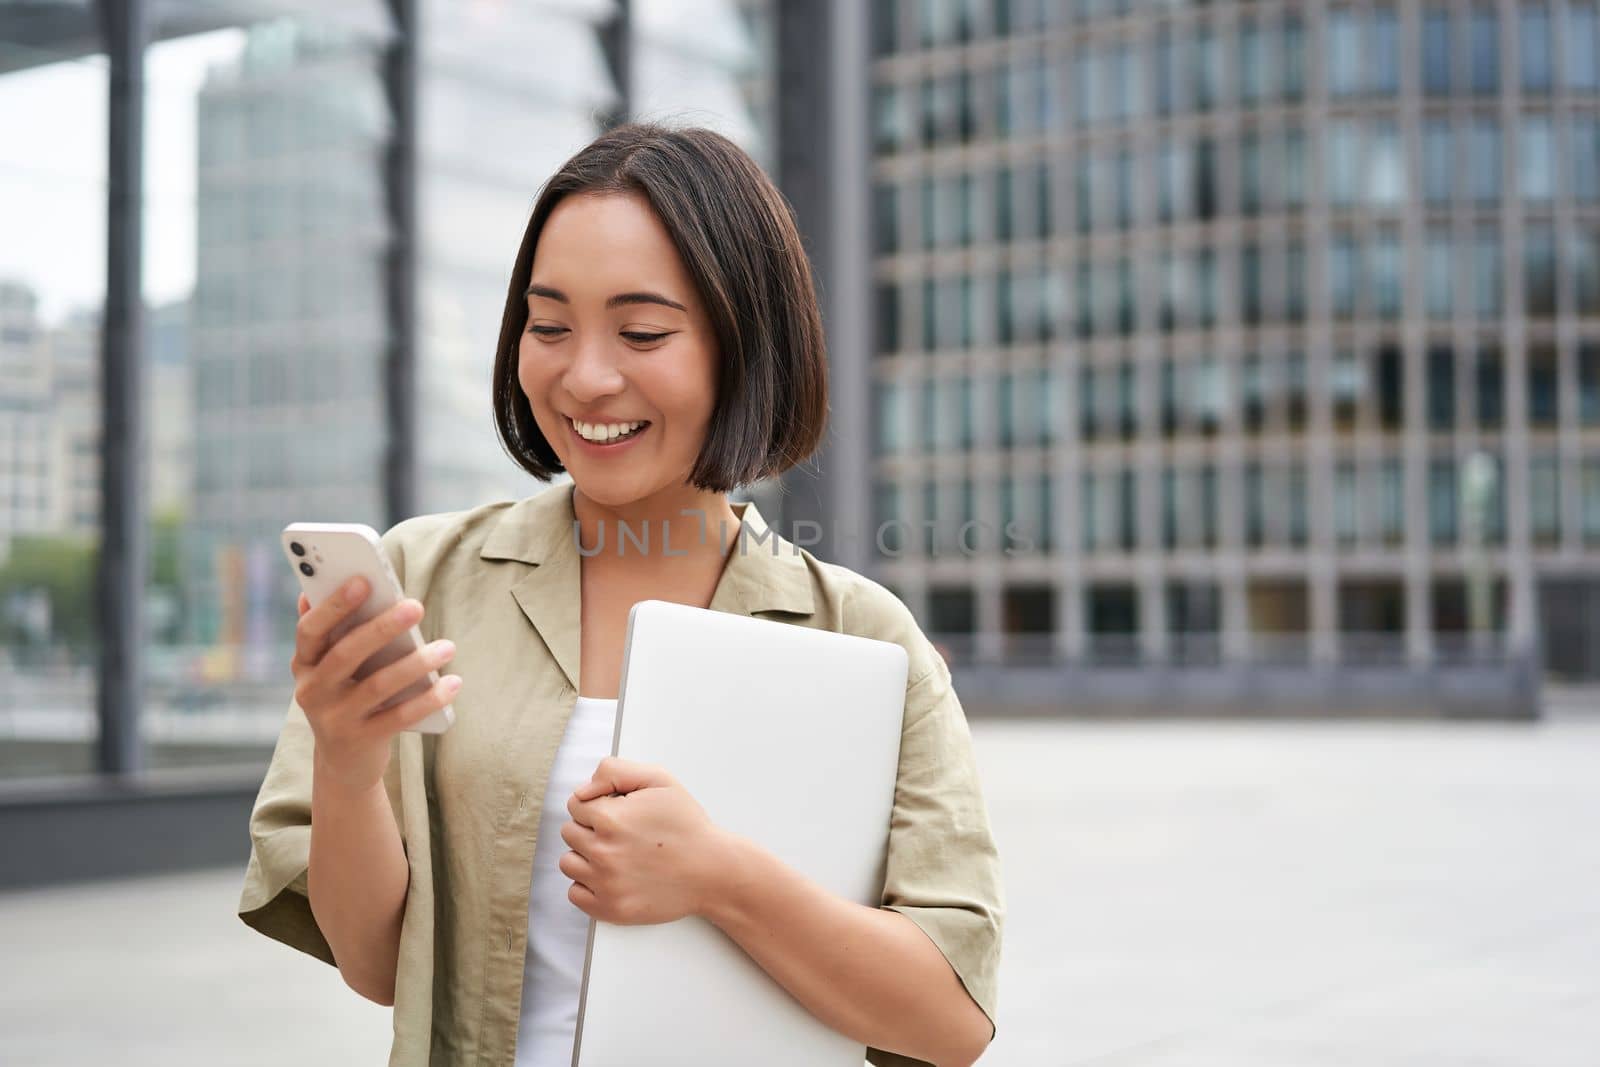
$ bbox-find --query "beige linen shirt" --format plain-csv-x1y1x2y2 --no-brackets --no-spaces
238,479,1004,1066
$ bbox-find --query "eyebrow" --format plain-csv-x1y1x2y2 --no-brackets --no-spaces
524,283,687,313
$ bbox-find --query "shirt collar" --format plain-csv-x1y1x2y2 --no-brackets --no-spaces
479,480,815,692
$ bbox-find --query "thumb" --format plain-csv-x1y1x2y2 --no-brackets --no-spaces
573,757,672,800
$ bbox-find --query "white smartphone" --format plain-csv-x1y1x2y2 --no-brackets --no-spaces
281,522,455,734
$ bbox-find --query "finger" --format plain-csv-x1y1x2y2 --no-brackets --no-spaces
567,792,624,831
361,673,463,736
568,881,597,916
298,592,310,617
295,575,374,667
558,849,594,883
308,597,425,708
581,757,671,799
567,790,595,828
572,777,615,802
348,638,457,720
560,817,599,853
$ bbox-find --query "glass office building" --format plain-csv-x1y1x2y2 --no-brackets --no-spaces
867,1,1600,709
0,0,773,779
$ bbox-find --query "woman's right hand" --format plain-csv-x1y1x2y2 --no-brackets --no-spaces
290,576,461,795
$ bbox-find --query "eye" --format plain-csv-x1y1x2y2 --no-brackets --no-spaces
527,324,568,338
622,331,670,346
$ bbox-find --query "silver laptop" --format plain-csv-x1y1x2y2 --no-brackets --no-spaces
571,599,909,1067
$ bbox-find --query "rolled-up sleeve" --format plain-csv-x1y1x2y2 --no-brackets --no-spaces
868,644,1005,1066
237,695,335,964
239,684,409,969
237,528,409,966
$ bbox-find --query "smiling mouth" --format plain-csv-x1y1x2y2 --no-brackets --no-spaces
567,416,651,445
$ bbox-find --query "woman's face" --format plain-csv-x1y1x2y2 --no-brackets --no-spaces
518,190,719,510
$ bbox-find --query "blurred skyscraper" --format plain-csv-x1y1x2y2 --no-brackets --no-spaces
181,2,774,661
0,1,777,779
866,1,1600,708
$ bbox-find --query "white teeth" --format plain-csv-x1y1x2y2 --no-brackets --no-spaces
573,418,646,443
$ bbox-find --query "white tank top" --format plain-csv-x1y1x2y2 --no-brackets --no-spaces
514,695,619,1066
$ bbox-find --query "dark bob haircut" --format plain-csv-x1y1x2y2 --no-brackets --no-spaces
491,122,829,493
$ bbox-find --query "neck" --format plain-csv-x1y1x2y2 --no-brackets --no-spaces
571,482,742,563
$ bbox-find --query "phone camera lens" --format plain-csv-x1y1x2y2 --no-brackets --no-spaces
299,562,314,577
289,541,306,557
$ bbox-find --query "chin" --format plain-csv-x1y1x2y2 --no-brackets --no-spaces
571,475,654,509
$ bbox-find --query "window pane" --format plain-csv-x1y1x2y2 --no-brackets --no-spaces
1426,230,1454,319
1520,116,1555,201
876,381,909,453
1328,8,1361,97
1528,344,1559,425
1423,119,1455,204
1370,229,1403,319
1474,228,1503,317
996,166,1014,241
1240,131,1263,214
1371,7,1400,94
1531,454,1561,543
1113,147,1134,228
876,283,901,352
1573,117,1600,201
1584,458,1600,542
1573,225,1600,315
875,483,904,554
1240,19,1267,103
1583,344,1600,424
1423,8,1452,94
1282,13,1306,101
1281,127,1308,206
873,0,900,55
1378,457,1404,543
873,183,899,254
1520,4,1553,93
0,27,108,776
1428,346,1457,428
1331,348,1364,430
1327,120,1361,206
1155,26,1178,116
1285,240,1307,322
1241,244,1263,324
1524,224,1558,318
875,85,908,153
1478,345,1505,427
1430,458,1459,544
1367,120,1404,205
1329,232,1359,319
1194,26,1222,111
143,5,409,775
1569,5,1599,91
1471,7,1500,93
1468,119,1501,202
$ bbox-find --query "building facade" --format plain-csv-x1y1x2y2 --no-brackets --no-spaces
866,1,1600,704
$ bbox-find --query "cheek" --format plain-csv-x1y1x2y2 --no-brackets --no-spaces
517,337,550,400
648,351,717,430
516,336,534,388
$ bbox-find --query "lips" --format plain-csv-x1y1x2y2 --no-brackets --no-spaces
566,415,651,450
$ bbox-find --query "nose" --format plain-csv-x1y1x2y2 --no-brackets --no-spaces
561,332,626,405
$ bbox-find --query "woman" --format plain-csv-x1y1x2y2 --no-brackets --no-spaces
239,123,1003,1067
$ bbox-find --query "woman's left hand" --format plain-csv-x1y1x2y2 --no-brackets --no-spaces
561,756,731,925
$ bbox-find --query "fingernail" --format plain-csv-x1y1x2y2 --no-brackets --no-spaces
345,576,366,598
443,675,463,693
431,640,455,657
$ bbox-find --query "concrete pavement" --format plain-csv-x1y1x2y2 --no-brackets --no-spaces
3,716,1597,1065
